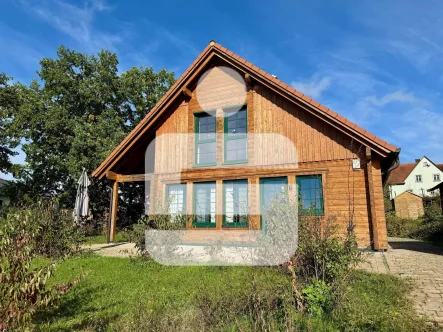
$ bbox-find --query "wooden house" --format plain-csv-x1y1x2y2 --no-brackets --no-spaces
92,41,400,250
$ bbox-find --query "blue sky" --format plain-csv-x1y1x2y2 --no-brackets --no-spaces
1,0,443,180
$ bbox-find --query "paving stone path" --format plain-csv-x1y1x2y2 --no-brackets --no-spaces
84,237,443,323
82,242,138,257
362,237,443,324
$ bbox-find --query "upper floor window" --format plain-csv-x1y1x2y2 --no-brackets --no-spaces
434,174,440,182
224,107,247,164
195,113,216,166
297,175,324,216
416,174,422,182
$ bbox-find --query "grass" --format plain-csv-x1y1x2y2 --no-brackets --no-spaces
34,253,290,331
32,253,431,331
80,232,125,245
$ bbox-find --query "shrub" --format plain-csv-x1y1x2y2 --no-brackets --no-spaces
0,204,80,330
123,200,193,256
386,213,420,237
34,203,81,258
423,202,443,223
302,279,333,317
295,215,361,285
411,221,443,243
385,203,443,245
6,201,81,258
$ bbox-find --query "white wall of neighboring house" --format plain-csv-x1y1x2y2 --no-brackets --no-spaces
389,157,443,199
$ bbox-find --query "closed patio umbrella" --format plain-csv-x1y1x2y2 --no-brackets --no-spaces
74,168,90,222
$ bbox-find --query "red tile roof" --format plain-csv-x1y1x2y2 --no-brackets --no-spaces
387,163,417,185
212,41,398,153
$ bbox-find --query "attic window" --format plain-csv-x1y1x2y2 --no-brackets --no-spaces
416,175,422,183
434,174,440,182
423,162,429,167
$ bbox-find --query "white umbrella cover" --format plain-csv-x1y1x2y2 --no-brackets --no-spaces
74,169,90,221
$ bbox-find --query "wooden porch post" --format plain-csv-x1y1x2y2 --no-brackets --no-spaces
365,147,388,250
110,180,119,242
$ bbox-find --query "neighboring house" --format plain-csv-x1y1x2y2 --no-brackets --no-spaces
92,41,400,250
387,156,443,199
0,178,10,208
392,191,424,219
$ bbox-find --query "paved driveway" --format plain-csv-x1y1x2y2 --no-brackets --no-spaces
363,237,443,323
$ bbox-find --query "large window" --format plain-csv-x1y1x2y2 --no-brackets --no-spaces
224,107,247,163
297,175,324,216
166,183,187,224
223,180,248,228
195,113,216,166
193,182,216,228
260,177,288,229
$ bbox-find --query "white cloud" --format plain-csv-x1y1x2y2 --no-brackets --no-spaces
17,0,122,51
291,75,331,99
365,91,422,107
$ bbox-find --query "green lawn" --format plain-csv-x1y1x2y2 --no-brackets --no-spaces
33,253,430,331
80,232,125,245
34,253,291,331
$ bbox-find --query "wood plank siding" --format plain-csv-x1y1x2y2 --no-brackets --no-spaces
94,43,396,250
147,65,383,248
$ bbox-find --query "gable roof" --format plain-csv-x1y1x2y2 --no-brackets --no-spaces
387,156,443,185
387,163,417,185
393,190,423,200
92,41,398,179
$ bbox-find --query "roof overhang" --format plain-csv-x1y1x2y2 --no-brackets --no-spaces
428,182,443,192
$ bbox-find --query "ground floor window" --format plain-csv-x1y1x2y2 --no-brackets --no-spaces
223,180,248,228
297,175,324,216
193,182,216,228
166,183,187,224
260,177,289,229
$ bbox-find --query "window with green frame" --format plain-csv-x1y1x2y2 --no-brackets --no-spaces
193,182,216,228
223,180,248,228
195,113,216,166
224,106,247,163
297,175,324,216
166,183,187,225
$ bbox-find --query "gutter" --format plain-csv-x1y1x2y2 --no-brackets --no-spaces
381,148,401,185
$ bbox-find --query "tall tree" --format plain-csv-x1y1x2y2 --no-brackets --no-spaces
0,73,20,173
7,46,175,222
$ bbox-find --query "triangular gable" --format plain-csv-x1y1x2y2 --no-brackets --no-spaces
93,41,398,179
393,190,423,200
